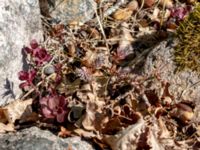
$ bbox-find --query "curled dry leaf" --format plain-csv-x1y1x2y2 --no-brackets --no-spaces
145,89,160,106
162,96,172,106
0,123,15,133
127,0,139,11
82,49,97,67
58,126,72,138
138,0,155,8
81,101,106,131
88,28,101,39
113,1,138,21
158,0,173,8
0,99,33,133
0,109,9,124
0,109,14,133
68,104,85,123
3,99,33,123
150,117,190,149
74,128,96,138
172,103,194,123
104,114,188,150
66,42,76,57
114,22,134,62
186,0,196,4
101,105,141,135
75,82,107,131
119,22,134,48
104,117,145,150
197,125,200,136
50,24,65,38
160,82,174,101
101,116,124,134
150,7,160,22
113,8,133,21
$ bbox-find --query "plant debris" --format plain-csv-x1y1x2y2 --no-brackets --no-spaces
1,1,200,150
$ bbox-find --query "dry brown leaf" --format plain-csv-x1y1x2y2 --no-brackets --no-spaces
4,99,33,123
197,125,200,136
58,126,72,138
127,0,138,11
104,114,188,150
101,116,125,134
19,112,39,124
81,101,106,131
88,28,101,39
0,123,15,133
114,22,134,61
145,89,160,106
120,22,134,47
186,0,196,4
158,0,173,8
148,118,172,150
139,0,155,8
113,9,133,21
74,128,96,138
0,99,33,133
92,138,109,150
138,19,149,27
166,22,178,30
0,108,9,123
104,117,145,150
162,96,172,106
160,82,174,103
67,42,76,57
112,0,138,21
171,103,194,123
50,24,65,38
147,117,189,150
81,102,97,131
150,7,160,22
77,83,107,131
83,49,97,67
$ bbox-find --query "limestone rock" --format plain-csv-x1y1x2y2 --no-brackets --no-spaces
143,39,200,120
40,0,96,24
0,127,95,150
0,0,43,106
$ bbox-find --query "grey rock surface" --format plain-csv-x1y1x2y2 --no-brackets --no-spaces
0,0,43,106
143,39,200,120
40,0,96,24
0,127,95,150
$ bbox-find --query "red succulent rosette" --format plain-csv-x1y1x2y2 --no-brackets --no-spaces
23,39,52,66
39,93,68,123
18,69,37,89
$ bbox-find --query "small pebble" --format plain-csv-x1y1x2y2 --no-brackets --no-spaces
43,65,55,75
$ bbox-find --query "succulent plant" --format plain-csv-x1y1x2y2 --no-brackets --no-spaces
18,69,37,89
23,39,52,66
39,93,68,123
170,5,192,24
174,3,200,73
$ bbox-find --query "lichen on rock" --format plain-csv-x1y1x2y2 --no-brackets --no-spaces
48,0,96,25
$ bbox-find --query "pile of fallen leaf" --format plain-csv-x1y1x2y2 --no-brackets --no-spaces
0,0,200,149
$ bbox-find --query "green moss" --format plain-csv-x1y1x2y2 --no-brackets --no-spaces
174,3,200,74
